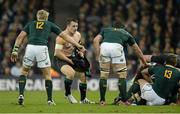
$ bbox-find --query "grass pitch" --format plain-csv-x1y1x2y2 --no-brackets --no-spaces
0,91,180,113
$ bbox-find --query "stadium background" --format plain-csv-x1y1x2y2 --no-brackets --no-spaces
0,0,179,91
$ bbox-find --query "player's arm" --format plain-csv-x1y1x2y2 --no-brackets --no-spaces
93,34,103,61
143,55,152,63
11,31,27,62
131,43,147,67
59,31,85,52
141,67,153,83
76,32,84,58
54,36,74,65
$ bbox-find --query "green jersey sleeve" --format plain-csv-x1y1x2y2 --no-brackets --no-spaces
127,32,136,46
50,22,62,35
23,22,31,34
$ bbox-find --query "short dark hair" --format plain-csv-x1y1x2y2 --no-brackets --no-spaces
66,18,78,25
166,54,177,66
112,21,123,28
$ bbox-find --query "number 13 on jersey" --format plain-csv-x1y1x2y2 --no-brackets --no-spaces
164,70,172,79
36,22,44,29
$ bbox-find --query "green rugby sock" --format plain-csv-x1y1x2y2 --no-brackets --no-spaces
99,78,107,101
64,78,73,96
126,81,140,99
79,83,87,101
45,80,53,101
18,75,26,95
118,78,127,101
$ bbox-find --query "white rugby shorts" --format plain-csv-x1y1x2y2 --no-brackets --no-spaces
23,44,51,68
100,42,126,64
141,83,165,105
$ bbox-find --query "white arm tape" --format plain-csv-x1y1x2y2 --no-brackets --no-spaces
55,44,63,49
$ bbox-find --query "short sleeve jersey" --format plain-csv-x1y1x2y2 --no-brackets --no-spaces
148,65,180,99
100,28,136,46
23,21,62,45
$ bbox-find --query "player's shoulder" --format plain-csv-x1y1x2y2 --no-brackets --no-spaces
56,30,66,43
56,36,66,44
174,67,180,72
75,31,81,37
44,21,56,25
25,21,35,25
120,28,130,34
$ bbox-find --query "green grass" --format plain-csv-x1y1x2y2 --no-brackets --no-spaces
0,91,180,113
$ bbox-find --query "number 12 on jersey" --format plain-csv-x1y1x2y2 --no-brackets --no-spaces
36,22,44,29
164,70,172,79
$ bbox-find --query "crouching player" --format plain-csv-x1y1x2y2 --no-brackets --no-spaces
118,54,180,105
54,18,94,104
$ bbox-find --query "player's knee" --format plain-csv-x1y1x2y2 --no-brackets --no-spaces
100,68,110,79
60,65,75,79
112,64,127,78
41,67,52,80
117,71,127,78
66,70,75,80
21,66,31,76
79,74,86,83
79,77,86,83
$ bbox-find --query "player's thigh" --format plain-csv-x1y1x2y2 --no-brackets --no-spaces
23,45,36,67
61,65,75,79
99,61,111,79
36,46,51,68
138,79,149,89
112,63,127,78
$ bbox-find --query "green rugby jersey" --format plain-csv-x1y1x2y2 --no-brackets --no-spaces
149,65,180,99
23,21,62,45
100,27,136,46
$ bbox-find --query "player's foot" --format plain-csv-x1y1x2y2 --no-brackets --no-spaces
47,100,56,106
18,94,24,105
65,94,78,104
100,101,106,106
79,98,95,104
112,96,121,105
117,100,132,106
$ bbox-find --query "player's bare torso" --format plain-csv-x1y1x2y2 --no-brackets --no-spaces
57,31,81,56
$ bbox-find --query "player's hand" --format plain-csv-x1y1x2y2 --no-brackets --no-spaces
140,61,148,68
69,59,74,65
78,51,84,58
11,46,19,62
77,45,86,53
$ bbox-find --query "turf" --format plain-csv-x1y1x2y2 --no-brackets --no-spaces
0,91,180,113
